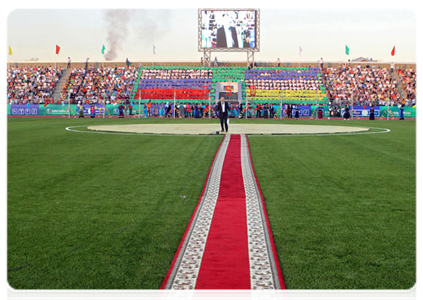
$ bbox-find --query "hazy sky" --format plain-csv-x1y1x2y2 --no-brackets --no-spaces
5,3,418,63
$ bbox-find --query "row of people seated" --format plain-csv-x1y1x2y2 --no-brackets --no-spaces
245,79,323,91
245,69,321,80
7,66,62,101
248,89,327,100
243,68,325,98
398,68,416,105
140,68,214,80
60,67,138,102
137,78,212,90
136,88,210,100
323,64,400,105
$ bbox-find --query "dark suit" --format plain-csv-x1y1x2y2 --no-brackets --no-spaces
217,101,230,131
216,26,239,48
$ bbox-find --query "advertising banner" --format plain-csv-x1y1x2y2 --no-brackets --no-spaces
104,104,146,117
352,106,381,117
280,105,312,117
9,104,39,116
39,105,75,116
379,106,416,119
6,104,416,119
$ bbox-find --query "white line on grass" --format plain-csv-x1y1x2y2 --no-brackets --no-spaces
65,125,390,137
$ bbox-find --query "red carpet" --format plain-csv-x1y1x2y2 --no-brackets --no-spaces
195,135,250,289
161,134,285,290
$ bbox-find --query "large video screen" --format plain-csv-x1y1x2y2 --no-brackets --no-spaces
200,10,258,50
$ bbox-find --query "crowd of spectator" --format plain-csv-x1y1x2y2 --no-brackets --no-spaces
244,68,323,91
60,66,138,103
7,66,62,103
245,78,322,91
398,68,416,106
7,64,416,109
323,64,401,106
140,68,214,80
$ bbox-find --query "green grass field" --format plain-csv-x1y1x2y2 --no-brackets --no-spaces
7,117,415,289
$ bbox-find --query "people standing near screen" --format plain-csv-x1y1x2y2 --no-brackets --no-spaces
216,13,239,48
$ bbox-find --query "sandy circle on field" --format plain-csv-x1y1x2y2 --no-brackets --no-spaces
87,124,370,135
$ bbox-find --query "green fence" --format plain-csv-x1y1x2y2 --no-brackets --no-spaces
7,104,416,119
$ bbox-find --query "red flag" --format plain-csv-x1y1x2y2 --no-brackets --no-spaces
391,46,395,56
56,45,60,55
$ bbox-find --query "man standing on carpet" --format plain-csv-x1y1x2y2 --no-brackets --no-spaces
217,97,230,132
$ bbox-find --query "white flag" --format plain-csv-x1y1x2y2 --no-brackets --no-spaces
299,46,303,56
153,44,156,55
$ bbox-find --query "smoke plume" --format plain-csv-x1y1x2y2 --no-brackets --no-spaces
104,10,131,61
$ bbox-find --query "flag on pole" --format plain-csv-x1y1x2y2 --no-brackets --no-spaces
8,45,12,55
56,45,61,55
345,45,350,55
299,46,302,56
391,46,395,56
153,44,156,55
101,45,106,55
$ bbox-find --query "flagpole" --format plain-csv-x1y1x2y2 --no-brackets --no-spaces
299,46,302,68
8,46,12,68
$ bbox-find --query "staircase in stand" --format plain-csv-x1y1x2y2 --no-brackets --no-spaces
52,68,71,102
391,70,406,99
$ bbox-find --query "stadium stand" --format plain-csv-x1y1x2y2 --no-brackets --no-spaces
323,64,400,106
7,66,63,103
398,67,416,106
6,63,416,110
245,67,328,102
60,66,138,103
134,66,214,100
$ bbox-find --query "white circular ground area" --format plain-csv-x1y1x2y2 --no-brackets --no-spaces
87,124,370,135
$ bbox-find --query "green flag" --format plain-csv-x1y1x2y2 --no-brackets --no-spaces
345,45,350,55
101,45,106,55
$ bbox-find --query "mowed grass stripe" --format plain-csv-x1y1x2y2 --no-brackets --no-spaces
248,120,415,289
8,118,222,289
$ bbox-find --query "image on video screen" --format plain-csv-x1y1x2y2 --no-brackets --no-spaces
201,10,257,49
